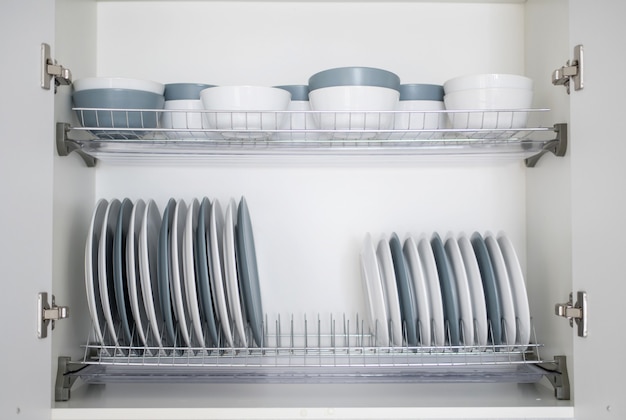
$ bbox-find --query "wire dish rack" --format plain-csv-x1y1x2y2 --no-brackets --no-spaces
56,109,567,166
62,313,566,392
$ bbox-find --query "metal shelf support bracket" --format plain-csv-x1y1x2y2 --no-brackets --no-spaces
538,355,570,400
55,357,79,402
56,122,97,167
525,123,568,168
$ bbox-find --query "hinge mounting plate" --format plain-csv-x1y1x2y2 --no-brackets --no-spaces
555,291,587,337
38,292,69,339
552,44,583,94
41,42,72,91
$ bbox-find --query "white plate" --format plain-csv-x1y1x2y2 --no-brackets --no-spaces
138,199,163,348
84,199,109,347
183,199,205,347
223,199,248,347
170,199,191,347
485,232,517,346
360,233,389,345
98,199,122,346
208,198,233,347
457,234,488,347
445,235,474,346
418,236,445,347
497,232,531,347
126,199,149,348
376,235,403,346
402,236,431,346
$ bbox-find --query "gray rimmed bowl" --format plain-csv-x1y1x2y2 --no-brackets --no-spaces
308,66,401,92
72,88,165,132
164,83,215,101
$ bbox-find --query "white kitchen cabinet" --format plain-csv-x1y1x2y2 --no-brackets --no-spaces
1,0,625,419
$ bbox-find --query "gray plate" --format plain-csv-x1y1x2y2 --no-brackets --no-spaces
389,233,418,346
236,197,264,347
470,232,503,345
196,197,220,346
431,232,461,347
113,198,134,346
158,198,177,347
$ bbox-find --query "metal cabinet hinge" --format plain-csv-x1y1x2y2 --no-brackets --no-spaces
38,292,69,339
555,291,587,337
552,44,583,94
41,43,72,91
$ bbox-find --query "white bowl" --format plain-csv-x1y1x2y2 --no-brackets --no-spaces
393,100,446,135
444,87,533,129
161,100,204,137
73,77,165,95
308,86,399,139
443,74,533,94
200,86,291,139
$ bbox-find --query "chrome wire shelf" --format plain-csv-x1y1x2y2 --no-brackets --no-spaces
56,109,567,166
58,316,570,401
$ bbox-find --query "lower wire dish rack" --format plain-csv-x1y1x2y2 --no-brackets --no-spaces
56,109,567,167
56,313,571,402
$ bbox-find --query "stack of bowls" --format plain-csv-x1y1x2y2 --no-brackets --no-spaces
72,77,165,137
308,67,401,139
392,84,445,138
162,83,214,137
200,86,291,139
274,85,316,139
443,74,534,130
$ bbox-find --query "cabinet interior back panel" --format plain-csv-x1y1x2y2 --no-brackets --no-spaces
95,1,525,85
95,162,526,318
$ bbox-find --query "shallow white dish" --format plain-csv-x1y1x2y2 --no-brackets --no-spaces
418,236,445,347
170,199,191,347
200,85,291,139
403,236,431,346
208,198,234,347
308,86,399,139
98,199,122,347
183,199,205,347
85,199,109,347
161,100,205,137
497,232,531,347
126,199,149,348
223,199,248,347
376,235,403,346
360,233,390,345
457,233,488,347
485,232,517,347
444,88,533,129
138,199,164,348
445,235,474,346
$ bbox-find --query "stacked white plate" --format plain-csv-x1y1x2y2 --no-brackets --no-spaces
360,231,531,349
84,196,264,351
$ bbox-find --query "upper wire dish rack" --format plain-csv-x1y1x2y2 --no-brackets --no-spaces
57,108,566,166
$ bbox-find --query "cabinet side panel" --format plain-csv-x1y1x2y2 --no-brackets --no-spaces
0,0,55,417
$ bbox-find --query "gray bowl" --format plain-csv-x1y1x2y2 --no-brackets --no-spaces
164,83,215,101
72,88,164,129
274,85,309,101
399,84,444,101
308,67,401,92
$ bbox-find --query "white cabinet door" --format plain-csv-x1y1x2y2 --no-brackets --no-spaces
0,0,55,418
569,0,626,418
